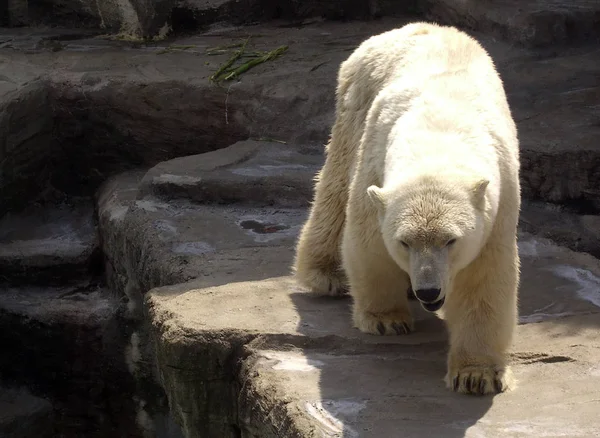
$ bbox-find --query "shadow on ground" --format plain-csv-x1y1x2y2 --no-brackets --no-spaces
289,292,496,438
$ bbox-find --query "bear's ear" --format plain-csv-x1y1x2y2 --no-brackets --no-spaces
367,185,387,213
471,178,489,206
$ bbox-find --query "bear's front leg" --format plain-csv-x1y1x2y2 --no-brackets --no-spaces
342,224,414,336
443,242,519,395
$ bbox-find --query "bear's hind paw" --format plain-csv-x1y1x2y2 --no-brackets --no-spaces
295,267,348,297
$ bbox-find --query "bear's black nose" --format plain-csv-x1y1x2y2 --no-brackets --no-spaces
414,288,441,303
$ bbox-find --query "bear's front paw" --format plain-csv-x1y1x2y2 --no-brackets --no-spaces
354,310,414,335
445,364,515,395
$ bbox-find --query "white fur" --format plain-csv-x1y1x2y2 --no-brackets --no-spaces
294,22,521,395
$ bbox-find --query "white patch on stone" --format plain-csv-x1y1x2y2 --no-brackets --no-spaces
230,164,307,177
125,331,142,375
551,265,600,308
470,418,598,437
589,366,600,377
305,400,364,438
153,174,202,185
519,302,572,324
261,351,324,372
124,262,142,320
135,199,172,212
172,241,215,255
110,205,129,221
115,0,142,36
519,312,578,324
133,396,155,436
0,237,88,259
154,220,178,235
518,239,540,258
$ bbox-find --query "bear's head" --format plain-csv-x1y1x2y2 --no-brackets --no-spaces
367,173,492,312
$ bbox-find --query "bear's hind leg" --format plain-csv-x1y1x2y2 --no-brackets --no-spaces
293,140,351,296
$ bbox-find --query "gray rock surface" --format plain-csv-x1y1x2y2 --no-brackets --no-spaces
3,0,417,38
0,281,173,437
2,10,600,438
145,224,600,437
422,0,600,47
0,386,54,438
0,203,100,285
0,80,54,217
94,142,600,437
520,202,600,258
1,19,598,211
139,140,323,207
5,0,600,46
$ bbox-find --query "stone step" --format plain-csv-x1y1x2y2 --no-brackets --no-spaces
2,20,600,214
520,201,600,258
423,0,600,47
138,140,323,208
0,203,101,286
98,169,308,312
145,232,600,437
0,386,54,438
96,167,600,437
0,283,147,437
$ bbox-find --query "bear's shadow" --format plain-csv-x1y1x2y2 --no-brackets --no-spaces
290,292,495,438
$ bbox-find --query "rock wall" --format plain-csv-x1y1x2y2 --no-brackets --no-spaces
4,0,600,45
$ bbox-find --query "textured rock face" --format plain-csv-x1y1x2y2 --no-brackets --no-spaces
5,0,600,44
422,0,600,47
0,203,101,285
0,284,140,437
4,0,419,38
1,20,599,214
1,9,600,438
93,139,600,437
0,387,54,438
99,153,600,437
0,81,54,217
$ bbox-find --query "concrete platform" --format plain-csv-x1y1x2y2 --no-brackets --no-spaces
92,134,600,437
146,233,600,437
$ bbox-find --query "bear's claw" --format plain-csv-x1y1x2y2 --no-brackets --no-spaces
355,310,414,336
392,322,411,335
447,365,514,395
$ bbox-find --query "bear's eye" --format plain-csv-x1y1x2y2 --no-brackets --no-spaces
400,241,410,249
446,238,457,247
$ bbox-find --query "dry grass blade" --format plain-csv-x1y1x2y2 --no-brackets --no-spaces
209,37,250,83
221,45,289,81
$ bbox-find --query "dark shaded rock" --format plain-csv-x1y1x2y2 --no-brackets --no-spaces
48,80,249,197
520,202,600,258
0,80,54,217
499,49,600,206
1,19,599,233
139,140,323,208
0,387,54,438
5,0,420,39
421,0,600,48
0,283,169,437
0,202,101,286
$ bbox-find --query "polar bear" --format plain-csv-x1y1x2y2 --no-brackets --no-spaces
293,22,521,395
